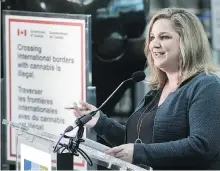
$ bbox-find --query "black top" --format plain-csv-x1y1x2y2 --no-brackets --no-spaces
126,92,160,144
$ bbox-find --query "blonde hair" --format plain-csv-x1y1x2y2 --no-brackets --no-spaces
145,8,218,89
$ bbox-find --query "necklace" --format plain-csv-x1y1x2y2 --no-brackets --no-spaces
135,90,161,144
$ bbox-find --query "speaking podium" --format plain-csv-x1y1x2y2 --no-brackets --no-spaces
2,119,152,171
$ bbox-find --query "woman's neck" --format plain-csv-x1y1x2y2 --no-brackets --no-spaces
165,71,179,88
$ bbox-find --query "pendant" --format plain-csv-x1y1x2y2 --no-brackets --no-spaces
135,138,142,144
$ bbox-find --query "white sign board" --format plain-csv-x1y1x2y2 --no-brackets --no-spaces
211,0,220,50
21,144,51,171
4,13,89,169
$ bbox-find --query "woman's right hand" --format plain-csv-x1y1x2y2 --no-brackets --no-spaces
72,101,100,128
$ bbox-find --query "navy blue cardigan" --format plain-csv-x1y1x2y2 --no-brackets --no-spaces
93,73,220,169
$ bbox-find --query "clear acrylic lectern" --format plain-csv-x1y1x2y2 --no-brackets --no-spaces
2,119,152,171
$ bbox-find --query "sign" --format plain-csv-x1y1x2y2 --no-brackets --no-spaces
21,144,51,171
4,12,91,170
211,0,220,50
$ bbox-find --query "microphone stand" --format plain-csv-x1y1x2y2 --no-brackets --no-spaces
70,118,86,157
54,77,134,165
54,122,93,166
69,77,133,155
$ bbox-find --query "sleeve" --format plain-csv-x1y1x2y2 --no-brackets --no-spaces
132,81,220,169
92,112,125,146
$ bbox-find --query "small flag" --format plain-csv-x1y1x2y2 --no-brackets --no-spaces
17,29,27,36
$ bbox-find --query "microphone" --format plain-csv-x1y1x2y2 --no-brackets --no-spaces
131,70,146,82
65,70,146,132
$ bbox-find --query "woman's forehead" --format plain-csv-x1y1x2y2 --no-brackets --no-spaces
150,19,175,34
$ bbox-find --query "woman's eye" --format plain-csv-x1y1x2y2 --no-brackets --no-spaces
161,36,170,39
149,36,154,41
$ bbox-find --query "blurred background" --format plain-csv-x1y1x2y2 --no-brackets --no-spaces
1,0,220,170
1,0,215,118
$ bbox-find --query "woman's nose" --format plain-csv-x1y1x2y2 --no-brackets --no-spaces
151,38,161,48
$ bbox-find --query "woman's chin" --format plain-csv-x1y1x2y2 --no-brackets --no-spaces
154,61,166,68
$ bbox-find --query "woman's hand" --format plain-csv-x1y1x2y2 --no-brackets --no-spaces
72,101,100,128
105,144,134,163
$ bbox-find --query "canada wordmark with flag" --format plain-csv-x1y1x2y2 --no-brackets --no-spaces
17,29,27,36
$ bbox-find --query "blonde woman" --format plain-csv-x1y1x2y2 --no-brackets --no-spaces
73,8,220,169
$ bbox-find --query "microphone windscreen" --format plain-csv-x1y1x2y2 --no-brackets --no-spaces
132,71,146,82
64,125,73,133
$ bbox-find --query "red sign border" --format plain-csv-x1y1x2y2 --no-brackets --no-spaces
8,18,85,167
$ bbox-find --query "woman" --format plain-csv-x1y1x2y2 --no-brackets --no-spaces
73,8,220,169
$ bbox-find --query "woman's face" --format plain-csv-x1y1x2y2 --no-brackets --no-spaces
149,19,181,72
